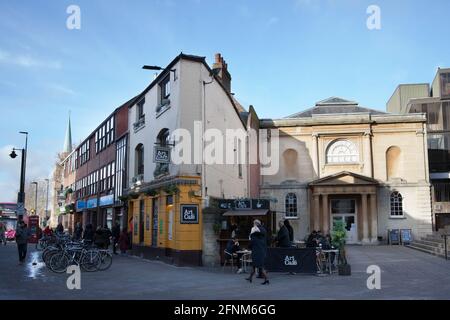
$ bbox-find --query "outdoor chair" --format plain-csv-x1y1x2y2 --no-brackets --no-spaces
222,250,238,272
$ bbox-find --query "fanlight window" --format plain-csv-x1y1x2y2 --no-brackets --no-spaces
326,140,359,164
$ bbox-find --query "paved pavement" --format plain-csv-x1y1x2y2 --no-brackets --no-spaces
1,242,449,300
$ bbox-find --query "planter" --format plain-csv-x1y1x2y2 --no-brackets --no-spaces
338,264,351,276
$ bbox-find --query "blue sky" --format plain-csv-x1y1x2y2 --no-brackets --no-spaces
0,0,449,202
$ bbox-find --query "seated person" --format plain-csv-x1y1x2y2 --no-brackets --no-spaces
225,237,244,273
306,230,318,248
275,220,291,248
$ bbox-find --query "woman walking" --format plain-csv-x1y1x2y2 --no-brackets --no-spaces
245,219,269,285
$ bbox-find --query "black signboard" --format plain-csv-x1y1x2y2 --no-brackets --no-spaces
154,146,170,163
400,229,412,245
180,204,199,224
388,229,400,245
265,248,317,274
218,199,270,210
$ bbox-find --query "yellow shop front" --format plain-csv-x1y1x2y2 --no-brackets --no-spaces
128,176,203,266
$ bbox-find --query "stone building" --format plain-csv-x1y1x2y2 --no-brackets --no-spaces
260,97,433,243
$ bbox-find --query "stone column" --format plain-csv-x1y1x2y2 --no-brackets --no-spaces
312,134,319,179
361,193,369,243
370,193,378,243
322,194,329,235
313,194,320,232
363,131,373,178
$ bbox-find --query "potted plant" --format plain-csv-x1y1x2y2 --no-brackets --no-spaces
163,184,179,195
146,189,159,197
331,220,351,276
129,193,139,200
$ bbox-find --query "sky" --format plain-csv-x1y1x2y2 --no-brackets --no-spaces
0,0,449,202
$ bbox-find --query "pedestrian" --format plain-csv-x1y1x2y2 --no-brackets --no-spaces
275,220,290,248
128,217,133,250
56,223,64,235
103,224,112,250
73,222,83,241
111,222,120,254
0,222,6,246
94,226,104,248
246,219,269,285
83,224,94,244
119,228,129,254
15,221,30,264
284,219,294,243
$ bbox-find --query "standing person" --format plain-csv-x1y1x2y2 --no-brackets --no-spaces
119,229,129,254
73,222,83,241
15,221,30,264
94,226,104,248
83,224,94,244
56,223,64,235
111,222,120,255
103,225,112,250
0,222,6,246
245,219,269,285
284,219,294,244
275,220,290,248
128,217,133,250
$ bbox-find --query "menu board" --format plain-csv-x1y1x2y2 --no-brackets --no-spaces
388,229,400,245
400,229,412,245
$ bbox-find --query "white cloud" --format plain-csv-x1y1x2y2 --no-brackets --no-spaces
0,49,62,69
0,144,54,203
45,83,76,96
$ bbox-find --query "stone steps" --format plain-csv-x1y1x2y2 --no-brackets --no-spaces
406,233,450,259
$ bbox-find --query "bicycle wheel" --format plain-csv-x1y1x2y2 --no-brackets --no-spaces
49,252,69,273
81,250,100,272
97,251,113,271
43,247,59,264
36,240,44,251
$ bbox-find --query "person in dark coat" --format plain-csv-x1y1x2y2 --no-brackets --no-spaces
56,223,64,235
15,221,30,264
83,224,94,244
275,220,291,248
102,225,112,249
73,222,83,241
245,219,269,285
111,222,120,254
284,219,294,243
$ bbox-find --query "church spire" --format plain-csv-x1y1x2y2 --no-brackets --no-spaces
63,112,72,153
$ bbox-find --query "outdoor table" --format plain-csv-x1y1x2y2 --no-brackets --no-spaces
321,249,340,274
236,250,252,272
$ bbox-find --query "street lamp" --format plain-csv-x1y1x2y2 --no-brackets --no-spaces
10,131,28,221
31,182,38,215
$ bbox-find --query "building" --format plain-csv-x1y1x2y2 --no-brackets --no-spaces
387,68,450,230
260,97,433,244
125,53,249,266
73,99,131,231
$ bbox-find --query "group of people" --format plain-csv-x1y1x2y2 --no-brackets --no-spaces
73,222,129,254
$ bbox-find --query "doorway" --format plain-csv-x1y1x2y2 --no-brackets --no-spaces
151,198,158,247
139,200,145,244
331,199,358,244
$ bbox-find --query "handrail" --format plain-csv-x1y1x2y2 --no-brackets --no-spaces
442,234,449,260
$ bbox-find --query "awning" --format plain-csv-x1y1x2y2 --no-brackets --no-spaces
223,209,269,217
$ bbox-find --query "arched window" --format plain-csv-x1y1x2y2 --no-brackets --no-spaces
326,139,359,164
135,144,144,176
283,149,299,179
390,191,403,217
285,193,298,218
157,128,170,146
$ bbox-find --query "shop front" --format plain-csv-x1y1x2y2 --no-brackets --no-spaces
128,176,203,266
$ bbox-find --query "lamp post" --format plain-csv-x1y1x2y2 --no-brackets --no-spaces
45,179,49,226
31,181,38,216
10,131,28,221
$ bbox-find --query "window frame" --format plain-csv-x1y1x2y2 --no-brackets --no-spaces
285,193,298,218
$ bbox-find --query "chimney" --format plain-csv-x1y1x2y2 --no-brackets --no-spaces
212,53,232,93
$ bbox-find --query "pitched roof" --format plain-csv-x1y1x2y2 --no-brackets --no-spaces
286,97,387,118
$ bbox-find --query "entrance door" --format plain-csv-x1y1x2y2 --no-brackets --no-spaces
331,199,358,244
151,198,158,247
139,200,145,244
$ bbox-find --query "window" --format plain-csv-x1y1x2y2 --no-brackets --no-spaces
137,98,145,120
326,139,359,164
78,140,90,166
135,144,144,176
434,180,450,202
160,74,170,101
285,193,298,218
95,116,115,153
390,192,403,217
441,72,450,98
331,199,356,214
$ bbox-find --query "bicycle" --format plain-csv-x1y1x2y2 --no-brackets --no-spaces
49,242,100,273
